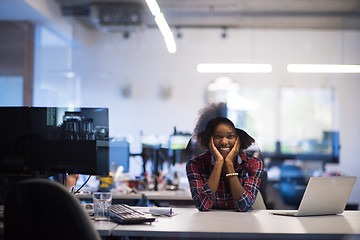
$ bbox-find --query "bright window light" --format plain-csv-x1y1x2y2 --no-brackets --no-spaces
287,64,360,73
197,64,273,73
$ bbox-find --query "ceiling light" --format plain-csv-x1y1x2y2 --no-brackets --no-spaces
154,13,172,37
145,0,176,53
145,0,160,16
287,64,360,73
197,64,272,73
163,34,177,53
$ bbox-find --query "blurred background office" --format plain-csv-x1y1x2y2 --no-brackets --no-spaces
1,0,360,209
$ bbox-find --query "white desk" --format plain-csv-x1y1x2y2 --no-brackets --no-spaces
138,190,192,201
94,208,360,239
92,220,118,237
78,189,193,206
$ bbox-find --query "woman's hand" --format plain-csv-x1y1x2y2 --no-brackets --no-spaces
207,136,224,194
209,136,223,162
225,137,240,163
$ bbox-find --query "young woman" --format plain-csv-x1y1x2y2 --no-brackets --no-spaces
186,117,263,211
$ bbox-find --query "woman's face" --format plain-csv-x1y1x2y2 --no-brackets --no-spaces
212,123,238,158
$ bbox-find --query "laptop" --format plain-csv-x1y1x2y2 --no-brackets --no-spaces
271,176,357,217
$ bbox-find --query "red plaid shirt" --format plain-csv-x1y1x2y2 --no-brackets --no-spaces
186,150,263,211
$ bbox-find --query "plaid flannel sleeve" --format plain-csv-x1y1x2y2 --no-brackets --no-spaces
234,157,264,212
186,158,215,211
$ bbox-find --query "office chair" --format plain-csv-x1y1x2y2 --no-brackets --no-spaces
279,164,307,207
258,168,268,206
252,190,266,210
4,178,101,240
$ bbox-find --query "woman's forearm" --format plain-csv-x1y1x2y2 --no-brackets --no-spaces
207,159,223,193
227,175,245,200
224,160,244,200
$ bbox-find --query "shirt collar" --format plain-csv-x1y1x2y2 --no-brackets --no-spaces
211,154,242,165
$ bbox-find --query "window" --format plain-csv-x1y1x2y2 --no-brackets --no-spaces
207,80,337,161
227,88,277,152
280,87,335,156
0,76,23,106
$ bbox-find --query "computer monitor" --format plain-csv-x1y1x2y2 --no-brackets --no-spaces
0,107,109,177
169,135,191,150
168,133,191,164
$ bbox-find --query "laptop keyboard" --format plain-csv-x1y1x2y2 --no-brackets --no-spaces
272,211,297,216
110,204,155,224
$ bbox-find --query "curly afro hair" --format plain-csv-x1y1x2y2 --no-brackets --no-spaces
193,102,227,136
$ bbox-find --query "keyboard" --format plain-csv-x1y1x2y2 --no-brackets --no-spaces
271,210,298,216
110,204,155,224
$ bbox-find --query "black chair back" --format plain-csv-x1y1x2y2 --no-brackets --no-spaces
4,178,101,240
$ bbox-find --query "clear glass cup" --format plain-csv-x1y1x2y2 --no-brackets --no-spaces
93,192,112,221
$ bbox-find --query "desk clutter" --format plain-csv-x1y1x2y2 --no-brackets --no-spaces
82,203,174,224
73,161,187,195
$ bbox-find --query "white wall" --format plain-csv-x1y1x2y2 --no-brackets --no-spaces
34,27,360,206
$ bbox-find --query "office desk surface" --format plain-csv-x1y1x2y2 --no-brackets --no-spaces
78,189,193,201
105,208,360,239
92,220,118,237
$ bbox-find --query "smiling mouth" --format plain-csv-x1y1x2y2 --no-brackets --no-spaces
220,147,230,151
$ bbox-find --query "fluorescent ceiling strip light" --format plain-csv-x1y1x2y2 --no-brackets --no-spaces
155,13,172,36
197,64,273,73
287,64,360,73
145,0,177,53
164,34,177,53
145,0,160,16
